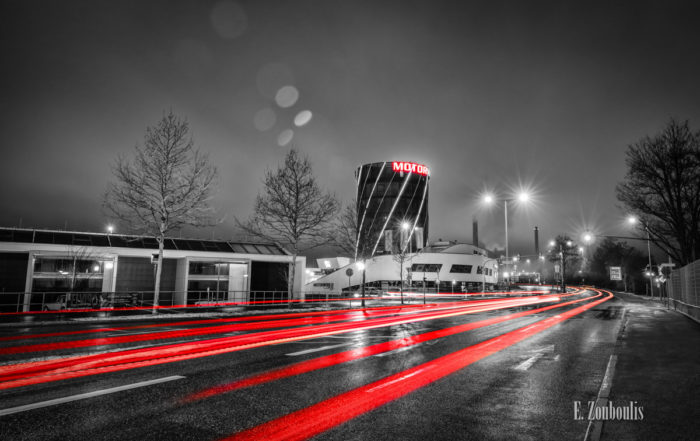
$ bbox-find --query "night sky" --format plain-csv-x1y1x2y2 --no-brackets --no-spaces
2,0,700,257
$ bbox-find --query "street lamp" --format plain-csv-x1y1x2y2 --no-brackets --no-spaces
107,225,114,234
356,261,366,307
401,221,412,254
628,215,655,298
482,190,531,291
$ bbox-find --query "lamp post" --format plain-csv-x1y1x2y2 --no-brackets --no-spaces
627,216,655,299
356,261,366,308
482,191,530,291
401,221,412,254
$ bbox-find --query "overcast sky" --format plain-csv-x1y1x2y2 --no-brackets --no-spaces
2,0,699,257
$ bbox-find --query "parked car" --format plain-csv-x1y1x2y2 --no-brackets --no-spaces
43,295,68,311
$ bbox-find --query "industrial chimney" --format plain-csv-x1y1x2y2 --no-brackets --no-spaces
473,219,479,248
534,226,540,256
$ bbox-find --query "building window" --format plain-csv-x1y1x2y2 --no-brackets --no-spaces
476,266,483,274
188,261,229,276
449,264,473,274
411,263,442,272
32,256,106,293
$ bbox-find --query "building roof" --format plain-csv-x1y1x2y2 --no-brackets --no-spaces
0,227,289,255
422,241,488,255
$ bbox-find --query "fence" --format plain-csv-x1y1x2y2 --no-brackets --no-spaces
667,259,700,323
0,290,294,314
0,290,392,314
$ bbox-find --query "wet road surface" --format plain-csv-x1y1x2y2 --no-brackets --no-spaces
0,289,695,440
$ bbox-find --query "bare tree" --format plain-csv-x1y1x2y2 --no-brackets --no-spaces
616,119,700,265
238,149,339,299
392,245,413,305
330,201,359,260
104,111,217,311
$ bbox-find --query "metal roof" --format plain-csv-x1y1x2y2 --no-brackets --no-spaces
0,227,289,256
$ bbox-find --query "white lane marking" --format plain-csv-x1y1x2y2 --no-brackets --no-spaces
285,343,350,356
518,324,538,333
531,344,555,353
584,354,618,441
513,352,544,371
0,375,185,417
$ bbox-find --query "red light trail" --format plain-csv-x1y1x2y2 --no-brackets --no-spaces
0,295,567,354
0,294,567,390
184,291,598,403
222,290,613,441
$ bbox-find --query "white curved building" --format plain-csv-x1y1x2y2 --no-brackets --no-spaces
305,241,499,295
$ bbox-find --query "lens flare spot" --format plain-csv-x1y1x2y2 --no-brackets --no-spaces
294,110,312,127
278,129,294,146
275,86,299,108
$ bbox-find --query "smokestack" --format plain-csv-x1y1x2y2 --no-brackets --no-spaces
534,226,540,256
473,219,479,248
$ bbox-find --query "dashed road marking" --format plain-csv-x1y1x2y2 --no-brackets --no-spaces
513,352,544,371
0,375,185,416
285,343,351,356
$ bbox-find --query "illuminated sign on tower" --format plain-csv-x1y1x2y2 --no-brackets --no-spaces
355,161,430,258
391,161,430,176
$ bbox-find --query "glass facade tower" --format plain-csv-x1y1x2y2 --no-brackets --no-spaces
355,161,430,258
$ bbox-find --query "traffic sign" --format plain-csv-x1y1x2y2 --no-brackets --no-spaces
610,266,622,281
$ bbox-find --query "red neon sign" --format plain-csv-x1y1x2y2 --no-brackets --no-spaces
392,161,430,176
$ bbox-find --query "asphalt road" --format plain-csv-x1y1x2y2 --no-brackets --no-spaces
0,289,692,440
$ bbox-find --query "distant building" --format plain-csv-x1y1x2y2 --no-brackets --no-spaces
305,241,498,295
355,161,430,259
0,227,304,312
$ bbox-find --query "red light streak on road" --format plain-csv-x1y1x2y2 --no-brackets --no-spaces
0,294,399,316
0,295,567,390
222,290,613,441
0,294,567,354
0,303,428,342
184,292,596,403
0,288,569,317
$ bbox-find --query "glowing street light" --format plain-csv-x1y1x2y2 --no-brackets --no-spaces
401,221,413,253
356,261,366,307
107,225,114,234
583,233,593,243
481,190,533,290
627,214,655,298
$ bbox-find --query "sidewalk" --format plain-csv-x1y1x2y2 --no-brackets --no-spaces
600,292,700,440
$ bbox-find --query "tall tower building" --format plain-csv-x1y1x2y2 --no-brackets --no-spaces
355,161,430,259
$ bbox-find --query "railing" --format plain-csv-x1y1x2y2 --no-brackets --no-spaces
0,285,556,316
0,290,291,314
667,259,700,322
